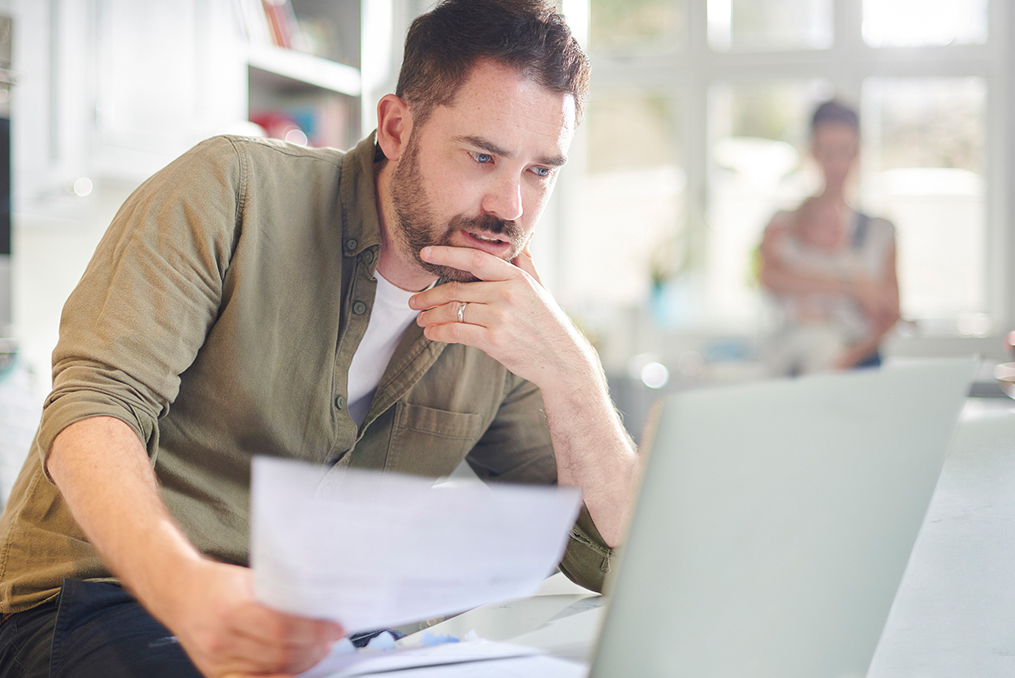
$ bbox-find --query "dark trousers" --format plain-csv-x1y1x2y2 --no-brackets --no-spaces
854,351,882,370
0,579,201,678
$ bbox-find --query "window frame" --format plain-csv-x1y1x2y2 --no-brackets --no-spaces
564,0,1012,340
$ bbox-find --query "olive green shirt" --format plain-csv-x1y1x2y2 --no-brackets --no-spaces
0,134,611,613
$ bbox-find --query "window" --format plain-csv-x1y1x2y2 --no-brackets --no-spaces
708,0,833,52
862,77,987,327
862,0,988,47
560,0,1005,340
589,0,686,52
562,90,684,309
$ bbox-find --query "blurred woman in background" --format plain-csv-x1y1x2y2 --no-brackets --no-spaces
759,100,900,376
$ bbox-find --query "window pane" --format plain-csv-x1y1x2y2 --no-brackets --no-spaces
861,78,987,323
706,81,830,324
563,91,684,310
708,0,833,52
863,0,988,47
589,0,685,52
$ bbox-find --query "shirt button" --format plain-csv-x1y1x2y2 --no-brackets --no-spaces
352,301,367,315
335,395,346,410
361,250,375,266
345,238,358,251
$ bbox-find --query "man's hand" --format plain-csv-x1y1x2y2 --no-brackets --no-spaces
409,245,600,396
409,244,638,548
163,560,343,678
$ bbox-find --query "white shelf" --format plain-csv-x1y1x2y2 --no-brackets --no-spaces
246,43,361,97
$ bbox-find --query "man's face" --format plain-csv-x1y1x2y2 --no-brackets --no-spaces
388,60,576,282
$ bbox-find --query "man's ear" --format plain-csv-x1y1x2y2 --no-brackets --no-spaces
376,94,413,163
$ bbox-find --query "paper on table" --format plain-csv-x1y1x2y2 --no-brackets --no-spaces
300,641,588,678
298,638,552,678
251,457,583,633
359,655,588,678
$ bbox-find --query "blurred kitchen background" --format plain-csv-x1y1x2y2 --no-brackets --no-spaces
0,0,1012,493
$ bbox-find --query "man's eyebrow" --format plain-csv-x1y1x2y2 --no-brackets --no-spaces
537,152,568,167
455,135,567,167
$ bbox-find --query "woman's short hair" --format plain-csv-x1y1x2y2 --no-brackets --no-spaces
811,99,860,135
395,0,590,127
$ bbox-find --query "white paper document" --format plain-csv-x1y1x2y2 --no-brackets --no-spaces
298,638,586,678
251,457,583,633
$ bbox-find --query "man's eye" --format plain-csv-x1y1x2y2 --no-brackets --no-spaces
470,152,493,164
531,166,551,178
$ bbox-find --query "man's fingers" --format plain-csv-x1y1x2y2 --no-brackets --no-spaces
416,300,494,328
233,605,344,649
420,245,518,282
202,626,334,678
408,246,541,313
409,279,490,312
205,633,329,675
172,563,342,678
421,319,489,346
511,245,543,285
199,606,341,675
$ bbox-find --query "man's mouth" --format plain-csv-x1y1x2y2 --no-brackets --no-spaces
457,229,514,258
442,214,521,261
469,232,507,245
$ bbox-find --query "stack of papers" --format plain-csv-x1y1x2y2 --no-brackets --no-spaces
298,638,587,678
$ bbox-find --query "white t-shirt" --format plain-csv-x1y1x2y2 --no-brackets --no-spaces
346,271,421,426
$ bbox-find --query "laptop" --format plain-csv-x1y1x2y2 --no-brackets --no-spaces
589,358,975,678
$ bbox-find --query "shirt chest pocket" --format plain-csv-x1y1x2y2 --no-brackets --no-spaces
384,402,487,477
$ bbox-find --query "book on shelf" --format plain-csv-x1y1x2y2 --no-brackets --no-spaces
261,0,289,48
261,0,305,50
251,94,353,150
235,0,272,46
238,0,326,58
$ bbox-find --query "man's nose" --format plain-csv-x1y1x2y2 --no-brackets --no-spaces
481,173,523,222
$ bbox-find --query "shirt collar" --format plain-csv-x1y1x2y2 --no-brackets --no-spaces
339,130,383,260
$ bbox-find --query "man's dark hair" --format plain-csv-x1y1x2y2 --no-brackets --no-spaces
396,0,590,127
811,99,860,135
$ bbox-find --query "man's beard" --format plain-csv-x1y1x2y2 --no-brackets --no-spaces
390,134,525,283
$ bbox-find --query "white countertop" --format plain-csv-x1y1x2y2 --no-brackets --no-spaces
869,399,1015,676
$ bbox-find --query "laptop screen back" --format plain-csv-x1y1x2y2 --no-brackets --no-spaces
591,359,974,678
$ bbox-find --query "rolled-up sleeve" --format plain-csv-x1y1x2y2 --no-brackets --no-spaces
36,136,245,473
465,373,613,593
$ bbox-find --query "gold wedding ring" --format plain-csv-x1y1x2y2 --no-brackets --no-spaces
457,302,467,323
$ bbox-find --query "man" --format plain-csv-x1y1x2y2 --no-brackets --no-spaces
0,1,638,676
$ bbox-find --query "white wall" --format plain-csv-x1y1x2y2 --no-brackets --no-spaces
14,184,135,402
8,0,246,402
